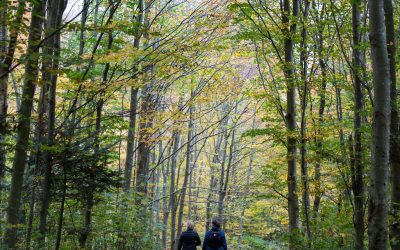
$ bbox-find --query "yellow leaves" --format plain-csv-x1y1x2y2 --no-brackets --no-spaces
36,78,44,87
56,74,74,91
106,21,117,30
95,44,143,64
125,78,142,89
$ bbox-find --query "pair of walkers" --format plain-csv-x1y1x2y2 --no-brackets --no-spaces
177,219,228,250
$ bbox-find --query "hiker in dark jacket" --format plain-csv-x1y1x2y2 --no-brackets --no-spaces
178,221,202,250
202,219,227,250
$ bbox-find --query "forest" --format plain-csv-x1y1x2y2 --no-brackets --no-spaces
0,0,399,249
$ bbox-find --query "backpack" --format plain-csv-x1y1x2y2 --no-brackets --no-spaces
208,230,223,249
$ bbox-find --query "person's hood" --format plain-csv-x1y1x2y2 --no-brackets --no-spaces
211,226,220,231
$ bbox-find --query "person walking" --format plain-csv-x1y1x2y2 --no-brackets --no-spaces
178,221,202,250
202,219,227,250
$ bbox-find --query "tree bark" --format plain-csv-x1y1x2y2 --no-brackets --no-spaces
79,188,94,248
26,84,47,249
136,82,155,195
3,0,46,247
79,0,89,55
55,170,67,250
217,121,230,221
0,0,26,190
313,3,326,219
162,141,171,250
124,87,138,192
384,0,400,247
205,104,229,231
218,118,236,227
124,0,145,193
283,0,299,246
38,0,67,243
367,0,391,248
188,123,198,220
0,1,8,190
169,128,181,250
299,0,311,242
176,94,195,242
351,2,366,248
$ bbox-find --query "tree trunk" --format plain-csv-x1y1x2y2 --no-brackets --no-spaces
3,0,46,247
351,2,366,248
367,0,391,248
79,190,94,248
25,170,38,250
188,126,198,221
218,121,236,227
153,159,161,233
384,0,400,247
26,84,48,249
39,0,67,243
0,2,8,190
0,0,26,190
136,82,155,195
299,0,311,242
124,0,145,193
94,0,115,153
217,122,230,221
283,0,299,246
124,87,139,192
313,3,326,219
55,170,67,250
176,95,194,241
170,128,181,250
79,0,89,55
205,104,229,231
162,141,171,250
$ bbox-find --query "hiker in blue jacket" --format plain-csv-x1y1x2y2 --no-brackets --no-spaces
202,219,227,250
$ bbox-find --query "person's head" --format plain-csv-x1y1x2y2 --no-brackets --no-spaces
211,218,221,228
186,221,194,230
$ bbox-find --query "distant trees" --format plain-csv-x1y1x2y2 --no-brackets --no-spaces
231,0,398,248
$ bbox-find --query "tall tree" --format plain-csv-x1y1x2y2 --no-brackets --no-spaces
176,92,195,241
3,0,46,247
0,0,26,189
205,103,229,231
383,0,400,247
169,123,181,250
367,0,391,248
124,0,145,193
282,0,300,246
351,1,365,248
313,3,327,218
298,0,311,242
161,140,172,249
38,0,67,243
219,125,236,229
217,118,230,220
136,81,155,195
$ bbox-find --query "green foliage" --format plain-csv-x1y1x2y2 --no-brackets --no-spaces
229,235,282,250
